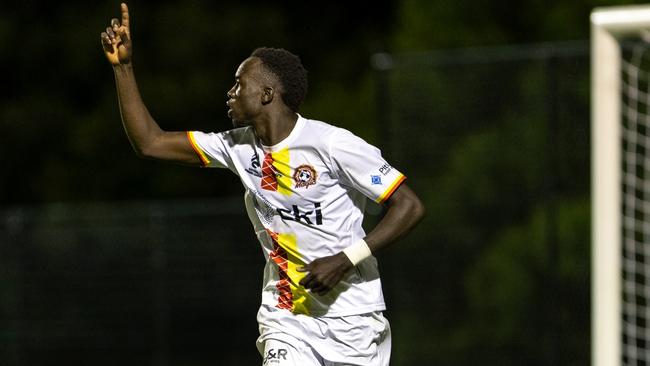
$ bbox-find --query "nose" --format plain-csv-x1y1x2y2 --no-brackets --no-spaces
227,86,235,99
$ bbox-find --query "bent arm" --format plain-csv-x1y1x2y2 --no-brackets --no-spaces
364,183,426,253
298,183,425,295
113,65,200,165
102,3,200,166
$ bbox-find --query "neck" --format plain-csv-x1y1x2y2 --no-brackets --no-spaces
253,111,298,146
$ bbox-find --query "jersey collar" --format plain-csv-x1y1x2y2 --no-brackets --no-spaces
260,114,306,152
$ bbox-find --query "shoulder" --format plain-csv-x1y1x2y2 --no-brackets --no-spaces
300,116,358,144
201,126,255,145
225,126,254,140
301,117,337,134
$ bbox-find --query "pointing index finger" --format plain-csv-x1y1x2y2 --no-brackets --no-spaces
120,3,130,29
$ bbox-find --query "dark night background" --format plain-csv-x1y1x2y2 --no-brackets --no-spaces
0,0,645,365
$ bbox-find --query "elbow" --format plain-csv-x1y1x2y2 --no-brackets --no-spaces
131,145,145,158
386,183,426,224
412,197,426,224
131,143,149,159
130,136,160,160
127,127,165,160
132,142,156,160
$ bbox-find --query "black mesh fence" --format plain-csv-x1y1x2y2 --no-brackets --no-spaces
372,41,591,366
1,198,263,366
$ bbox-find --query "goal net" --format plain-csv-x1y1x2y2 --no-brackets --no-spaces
592,5,650,366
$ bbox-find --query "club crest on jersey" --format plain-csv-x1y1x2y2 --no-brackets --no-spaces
293,164,317,189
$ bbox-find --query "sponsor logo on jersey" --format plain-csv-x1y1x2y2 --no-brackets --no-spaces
277,202,323,225
371,175,382,185
263,348,288,364
293,164,317,189
379,163,393,176
245,152,262,177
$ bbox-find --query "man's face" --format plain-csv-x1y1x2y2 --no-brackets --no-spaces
226,57,266,128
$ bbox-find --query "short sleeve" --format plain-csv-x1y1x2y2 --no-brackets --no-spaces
186,131,233,169
330,129,406,203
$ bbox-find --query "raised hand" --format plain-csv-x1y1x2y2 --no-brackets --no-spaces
101,3,132,66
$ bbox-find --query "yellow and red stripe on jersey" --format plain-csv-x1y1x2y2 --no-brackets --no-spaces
186,131,211,167
376,173,406,203
261,147,292,196
267,229,310,315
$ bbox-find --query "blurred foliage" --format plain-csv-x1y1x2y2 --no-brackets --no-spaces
0,0,642,204
0,0,395,204
1,0,649,365
391,0,650,49
374,37,592,365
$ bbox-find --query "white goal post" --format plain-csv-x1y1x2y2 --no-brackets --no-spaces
592,5,650,366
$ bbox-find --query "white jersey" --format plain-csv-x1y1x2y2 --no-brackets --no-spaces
187,115,405,317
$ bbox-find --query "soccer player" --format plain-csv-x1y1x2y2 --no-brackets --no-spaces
101,3,425,366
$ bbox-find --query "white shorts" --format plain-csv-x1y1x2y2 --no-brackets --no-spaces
256,305,391,366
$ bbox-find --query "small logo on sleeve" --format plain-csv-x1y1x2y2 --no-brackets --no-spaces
379,163,393,176
294,164,317,188
371,175,382,185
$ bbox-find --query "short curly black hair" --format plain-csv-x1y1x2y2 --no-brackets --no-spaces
250,47,308,113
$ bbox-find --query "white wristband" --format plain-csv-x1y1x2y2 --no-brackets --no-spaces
342,239,372,266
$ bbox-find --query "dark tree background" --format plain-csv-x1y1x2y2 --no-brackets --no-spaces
0,0,639,203
1,0,646,365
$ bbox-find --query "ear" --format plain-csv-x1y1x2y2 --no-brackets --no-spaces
261,87,274,105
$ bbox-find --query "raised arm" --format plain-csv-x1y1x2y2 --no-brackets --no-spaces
100,3,201,165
